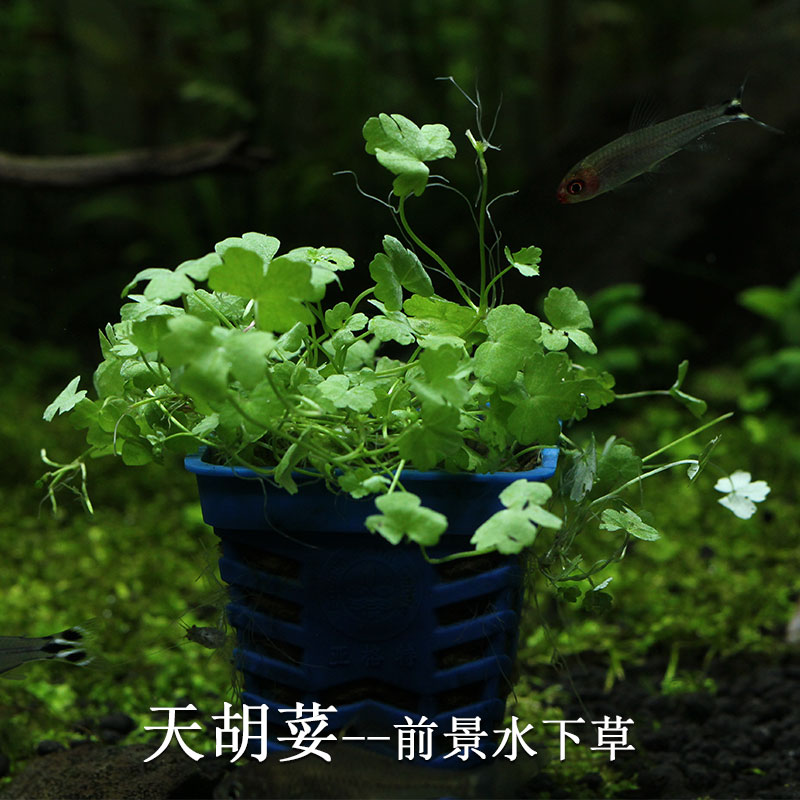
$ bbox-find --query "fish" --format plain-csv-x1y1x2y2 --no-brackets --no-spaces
212,741,540,799
556,80,781,204
0,624,95,677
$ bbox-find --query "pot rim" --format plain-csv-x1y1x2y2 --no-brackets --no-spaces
184,446,559,485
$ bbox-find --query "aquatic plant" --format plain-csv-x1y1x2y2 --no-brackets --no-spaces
39,92,768,604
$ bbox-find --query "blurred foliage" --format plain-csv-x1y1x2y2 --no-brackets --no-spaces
576,283,693,389
737,271,800,405
521,401,800,682
516,274,800,712
581,271,800,418
685,270,800,412
0,333,230,773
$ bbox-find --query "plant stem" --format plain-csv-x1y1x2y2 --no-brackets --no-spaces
483,264,515,299
421,545,497,565
39,448,95,514
350,286,375,313
137,353,186,398
190,290,235,329
264,370,296,417
398,196,477,310
587,459,700,510
642,412,733,464
613,389,671,400
387,459,405,493
466,130,490,315
497,444,546,471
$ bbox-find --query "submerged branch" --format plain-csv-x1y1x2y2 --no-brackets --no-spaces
0,133,274,188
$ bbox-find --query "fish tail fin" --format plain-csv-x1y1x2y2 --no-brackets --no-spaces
735,74,749,104
744,115,784,135
48,618,110,669
724,78,783,134
0,621,103,679
40,623,97,668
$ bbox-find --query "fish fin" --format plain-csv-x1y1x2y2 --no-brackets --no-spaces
745,116,783,135
44,624,97,668
0,620,105,678
628,95,662,131
725,78,783,134
735,74,750,104
47,619,110,671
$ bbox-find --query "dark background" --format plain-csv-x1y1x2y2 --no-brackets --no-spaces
2,0,798,375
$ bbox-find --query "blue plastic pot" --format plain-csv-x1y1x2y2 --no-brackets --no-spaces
185,449,558,763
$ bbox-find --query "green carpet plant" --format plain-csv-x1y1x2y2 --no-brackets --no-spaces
39,99,769,603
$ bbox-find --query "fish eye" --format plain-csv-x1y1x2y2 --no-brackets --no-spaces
567,179,585,195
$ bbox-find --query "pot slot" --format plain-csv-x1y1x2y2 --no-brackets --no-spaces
318,680,420,710
436,592,501,626
435,639,489,669
433,551,507,581
234,588,302,624
228,542,302,579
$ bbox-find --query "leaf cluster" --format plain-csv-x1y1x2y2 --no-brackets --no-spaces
40,109,735,584
737,272,800,405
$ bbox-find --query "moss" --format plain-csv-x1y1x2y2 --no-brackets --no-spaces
4,346,799,795
0,355,231,774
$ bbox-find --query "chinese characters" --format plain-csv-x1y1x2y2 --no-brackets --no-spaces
144,703,635,765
